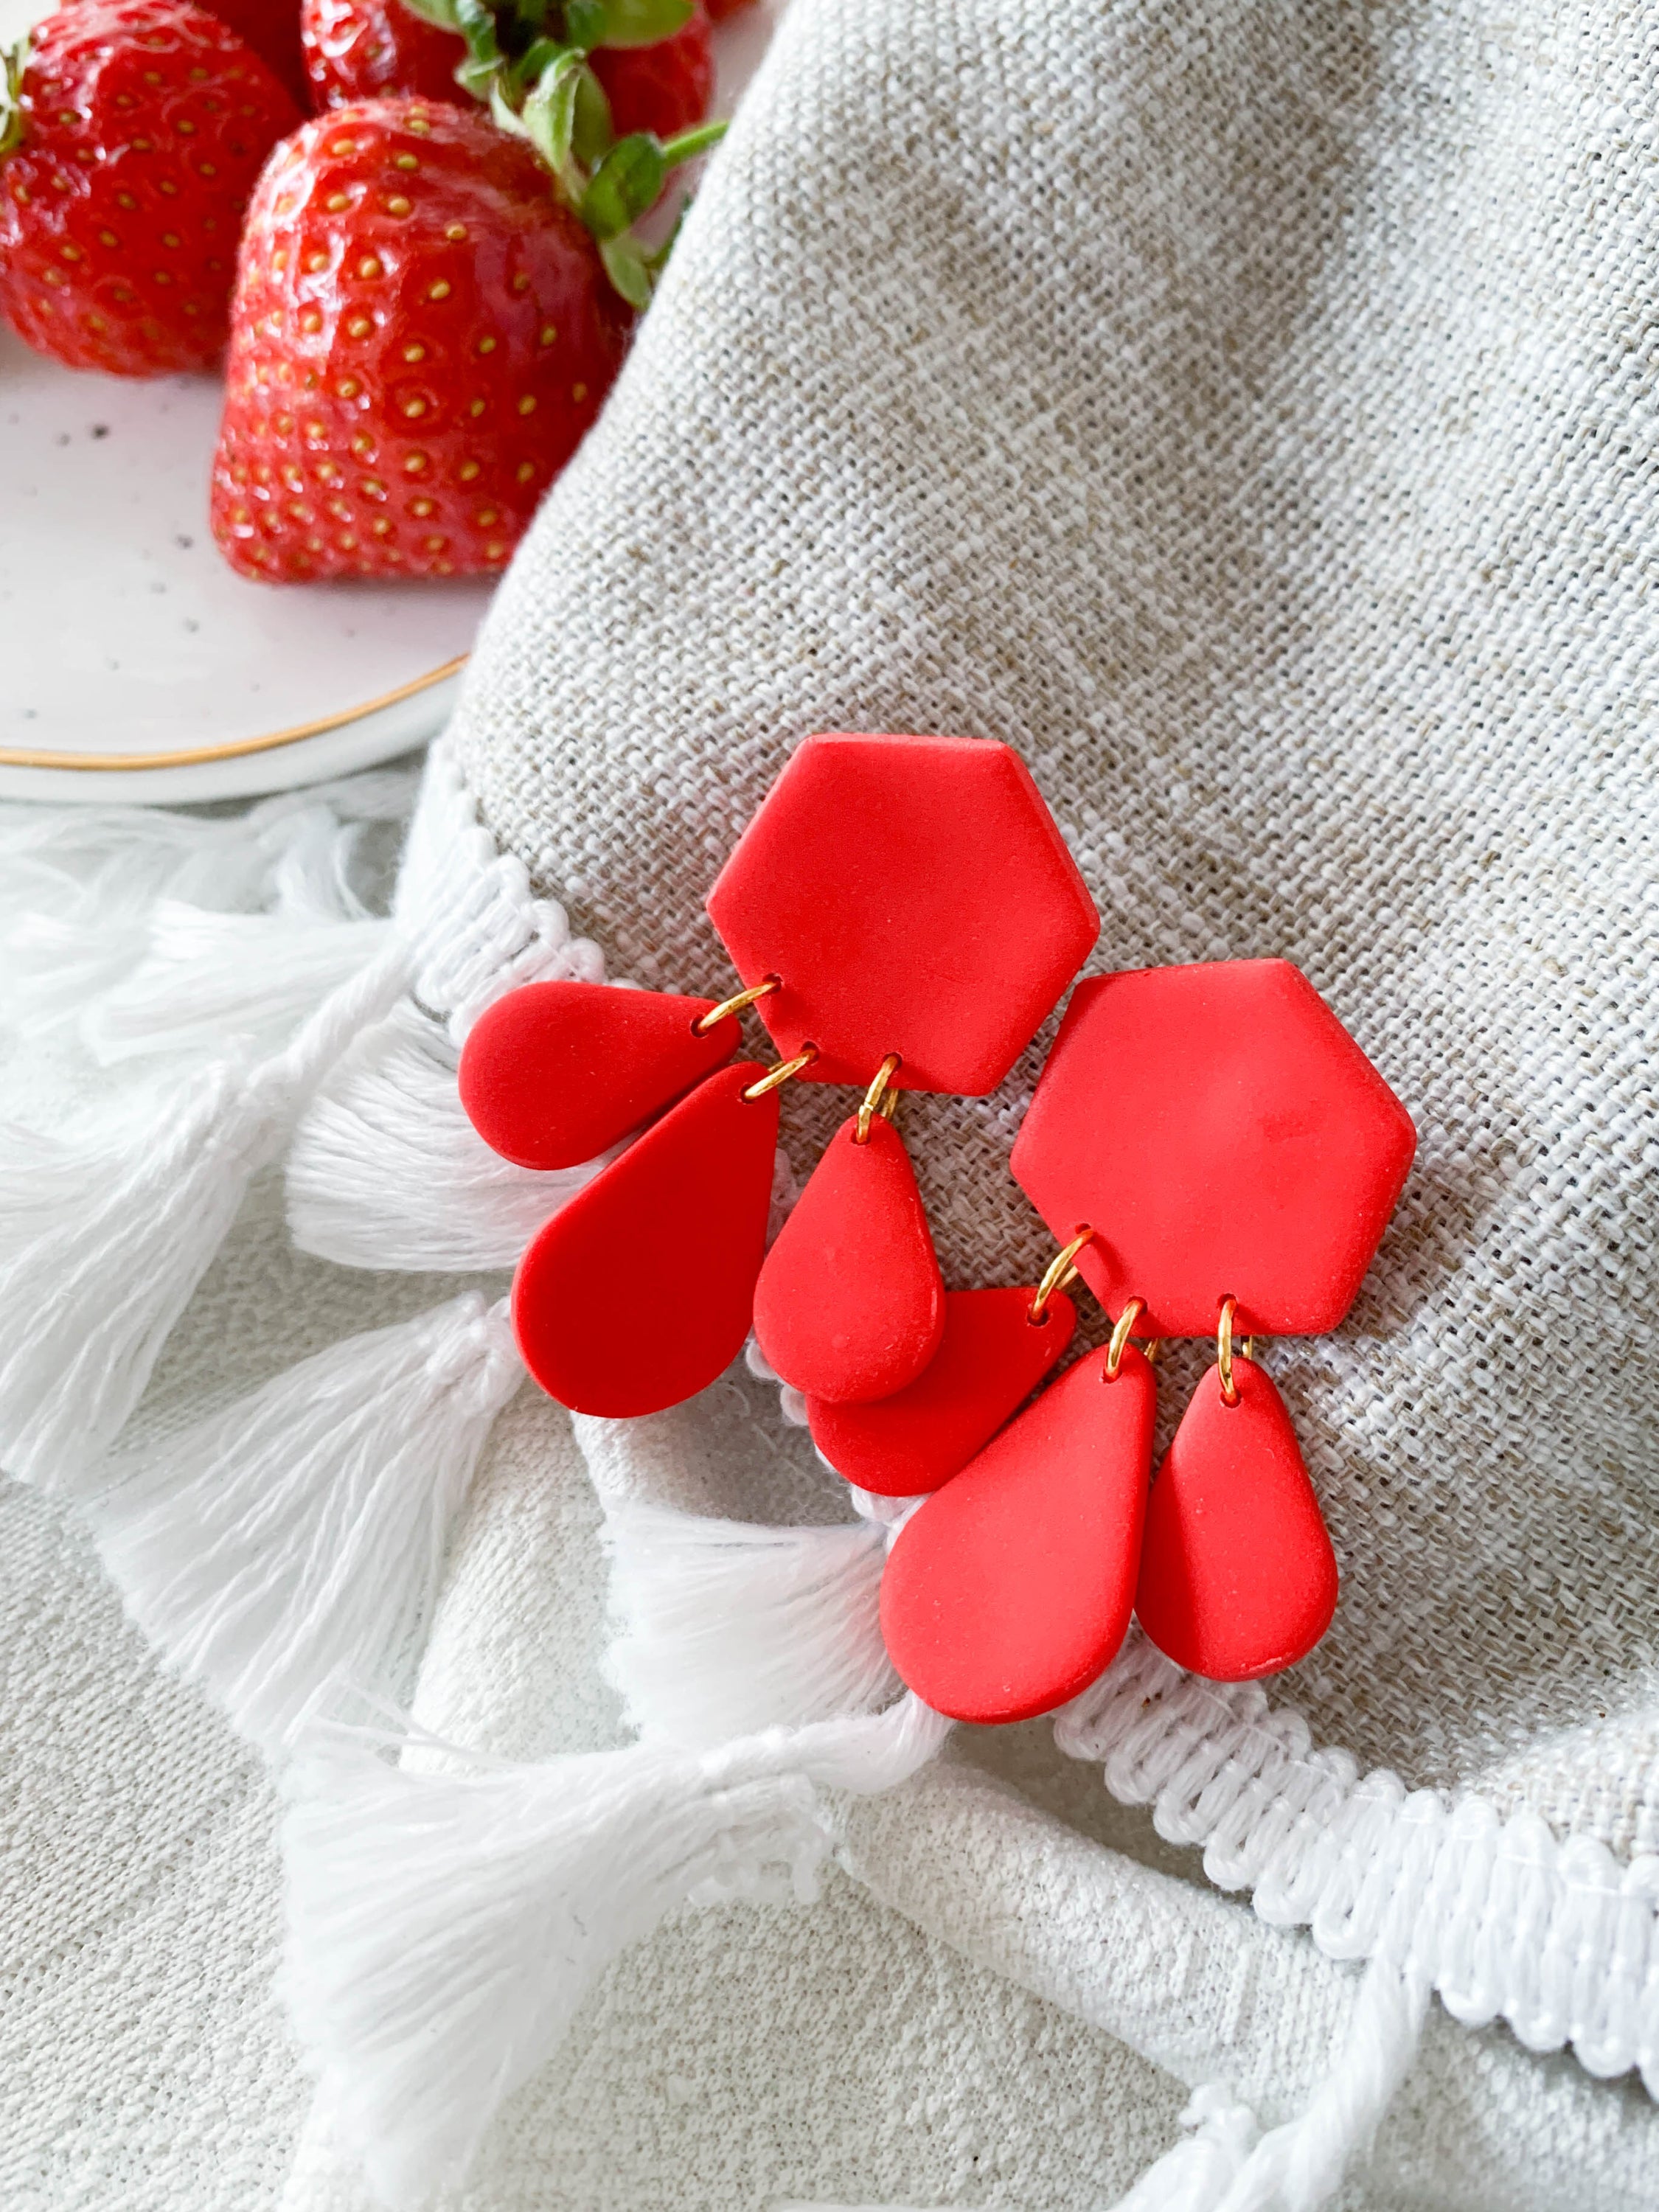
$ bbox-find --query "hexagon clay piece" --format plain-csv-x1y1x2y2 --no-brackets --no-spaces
705,734,1099,1094
1010,959,1416,1338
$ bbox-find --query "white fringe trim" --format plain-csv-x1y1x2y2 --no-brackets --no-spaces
284,743,612,1269
1055,1632,1659,2095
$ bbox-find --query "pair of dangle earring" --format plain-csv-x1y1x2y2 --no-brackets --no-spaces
456,731,1417,1715
459,731,1101,1419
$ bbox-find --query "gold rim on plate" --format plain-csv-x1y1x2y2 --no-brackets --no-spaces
0,655,467,774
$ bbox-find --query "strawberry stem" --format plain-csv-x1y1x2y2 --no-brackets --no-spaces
656,119,726,167
394,0,725,307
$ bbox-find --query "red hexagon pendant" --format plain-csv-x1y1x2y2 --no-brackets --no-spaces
706,734,1099,1095
1011,960,1416,1339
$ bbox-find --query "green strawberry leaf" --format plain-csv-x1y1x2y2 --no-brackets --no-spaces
656,118,726,169
560,0,607,49
580,133,665,237
397,0,464,27
0,38,27,161
571,63,613,164
599,234,653,310
522,52,583,193
584,0,694,49
511,32,567,89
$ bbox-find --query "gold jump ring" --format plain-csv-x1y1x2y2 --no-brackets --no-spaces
1029,1227,1095,1325
1105,1298,1146,1380
855,1054,903,1143
695,975,781,1035
1217,1295,1239,1405
742,1044,818,1100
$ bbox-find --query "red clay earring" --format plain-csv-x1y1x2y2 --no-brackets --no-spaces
1010,956,1416,1683
457,731,1099,1422
709,732,1097,1405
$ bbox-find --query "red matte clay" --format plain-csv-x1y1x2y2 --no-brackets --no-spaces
880,1344,1156,1724
511,1063,779,1416
1135,1357,1338,1681
705,734,1099,1094
1011,959,1416,1338
753,1115,945,1403
809,1286,1077,1497
459,981,739,1172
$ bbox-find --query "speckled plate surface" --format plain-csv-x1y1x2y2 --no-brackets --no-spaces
0,0,779,804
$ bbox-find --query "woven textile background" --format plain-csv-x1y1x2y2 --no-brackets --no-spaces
9,0,1659,2204
453,0,1659,1832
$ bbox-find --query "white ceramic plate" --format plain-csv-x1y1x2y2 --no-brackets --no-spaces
0,0,780,804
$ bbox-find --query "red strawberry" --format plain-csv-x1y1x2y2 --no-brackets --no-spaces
0,0,301,375
209,97,631,581
299,0,459,108
588,4,711,142
196,0,312,110
299,0,712,144
702,0,754,17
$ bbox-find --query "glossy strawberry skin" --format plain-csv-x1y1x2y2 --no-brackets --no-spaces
210,98,632,582
0,0,301,376
300,0,713,143
197,0,312,109
299,0,459,108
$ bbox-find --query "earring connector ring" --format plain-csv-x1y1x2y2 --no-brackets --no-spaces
695,975,781,1035
1030,1227,1096,1324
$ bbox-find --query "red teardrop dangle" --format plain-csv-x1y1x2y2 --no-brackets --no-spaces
752,1113,945,1405
512,1062,779,1417
1135,1356,1338,1681
880,1344,1156,1725
459,980,742,1170
808,1286,1077,1497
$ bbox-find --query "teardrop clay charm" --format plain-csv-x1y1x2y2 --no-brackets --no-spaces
459,980,740,1171
752,1114,945,1405
1135,1357,1338,1682
880,1344,1156,1725
512,1062,779,1417
808,1287,1077,1497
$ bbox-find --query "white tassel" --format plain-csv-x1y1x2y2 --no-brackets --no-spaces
0,941,412,1489
1201,1954,1426,2212
286,996,607,1271
0,769,416,1037
88,1292,522,1750
1099,2084,1260,2211
282,1694,950,2209
83,902,397,1065
602,1501,897,1750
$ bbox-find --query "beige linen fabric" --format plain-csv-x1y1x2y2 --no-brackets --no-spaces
453,0,1659,1827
